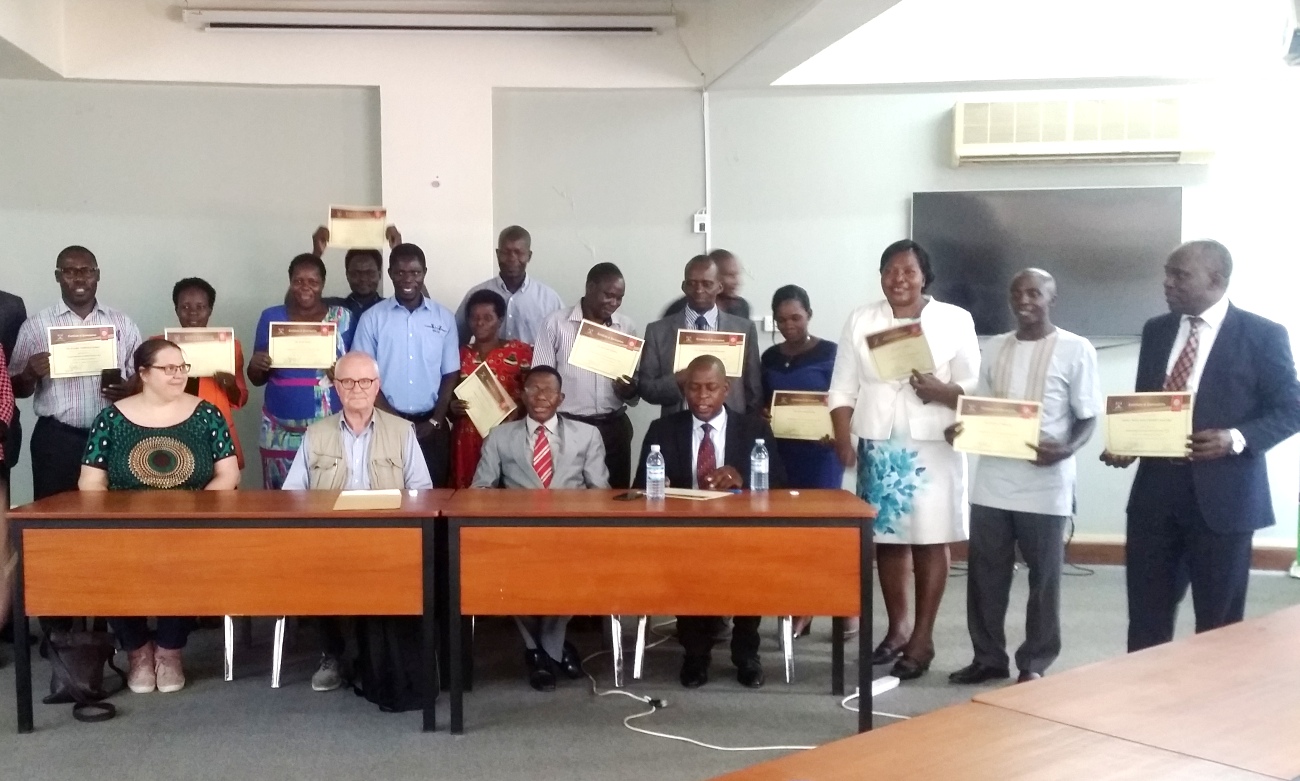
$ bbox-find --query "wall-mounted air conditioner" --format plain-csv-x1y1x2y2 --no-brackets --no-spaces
180,9,676,34
952,97,1214,167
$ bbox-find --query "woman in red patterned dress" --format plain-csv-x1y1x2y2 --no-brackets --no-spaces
449,289,532,488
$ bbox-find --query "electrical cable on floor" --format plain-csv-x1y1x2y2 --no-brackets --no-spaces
1062,517,1096,577
839,688,910,721
580,619,820,752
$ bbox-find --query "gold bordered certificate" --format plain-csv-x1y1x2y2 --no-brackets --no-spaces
328,205,387,249
866,322,936,381
672,329,746,377
165,327,235,377
568,320,644,380
48,325,117,379
454,362,517,438
1105,392,1193,458
769,391,833,441
268,322,337,370
953,396,1042,461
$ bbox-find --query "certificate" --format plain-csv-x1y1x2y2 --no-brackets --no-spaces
866,322,936,381
769,391,833,441
165,327,236,377
1105,392,1193,458
953,396,1042,461
568,320,643,380
333,489,402,511
268,322,337,370
454,362,517,438
328,205,387,249
672,329,746,377
662,488,731,501
48,325,117,379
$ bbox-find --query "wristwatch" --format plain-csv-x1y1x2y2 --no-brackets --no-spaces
428,417,443,429
1229,428,1246,455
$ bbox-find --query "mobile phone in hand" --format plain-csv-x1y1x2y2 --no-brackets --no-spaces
101,368,123,387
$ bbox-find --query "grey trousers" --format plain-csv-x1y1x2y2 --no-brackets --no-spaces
966,504,1067,676
514,616,571,661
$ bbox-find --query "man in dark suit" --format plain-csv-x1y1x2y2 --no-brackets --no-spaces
638,254,761,417
0,289,26,476
634,355,786,689
1103,240,1300,652
662,249,752,320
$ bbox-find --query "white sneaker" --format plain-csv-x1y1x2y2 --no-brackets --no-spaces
154,647,186,693
311,655,343,692
127,643,156,694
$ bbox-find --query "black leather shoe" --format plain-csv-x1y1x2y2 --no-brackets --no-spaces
1017,671,1043,683
558,641,584,680
870,641,904,666
735,658,765,689
948,662,1011,685
680,656,709,688
525,649,556,692
890,654,933,681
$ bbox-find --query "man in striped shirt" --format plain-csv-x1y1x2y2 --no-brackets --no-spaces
10,246,142,501
532,263,640,488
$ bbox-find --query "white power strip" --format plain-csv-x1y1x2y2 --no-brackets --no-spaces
872,676,901,697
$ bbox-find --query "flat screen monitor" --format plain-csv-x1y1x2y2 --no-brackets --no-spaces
911,187,1182,337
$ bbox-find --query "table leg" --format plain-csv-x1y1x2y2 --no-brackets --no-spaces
831,617,845,696
434,520,451,692
859,516,874,733
449,519,464,735
13,531,33,734
421,516,438,732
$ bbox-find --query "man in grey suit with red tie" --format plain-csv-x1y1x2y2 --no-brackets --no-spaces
1104,240,1300,652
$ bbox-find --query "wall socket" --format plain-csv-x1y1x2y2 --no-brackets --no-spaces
761,315,777,333
693,209,709,234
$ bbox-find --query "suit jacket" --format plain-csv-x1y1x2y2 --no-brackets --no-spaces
633,407,787,490
472,415,609,489
1127,304,1300,533
0,289,26,362
636,310,762,417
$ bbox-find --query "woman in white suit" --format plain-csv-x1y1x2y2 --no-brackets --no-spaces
829,240,980,681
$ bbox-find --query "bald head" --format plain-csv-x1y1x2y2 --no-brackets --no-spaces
687,354,727,381
335,351,379,379
1009,267,1057,337
1010,268,1056,297
683,355,730,422
1164,240,1231,316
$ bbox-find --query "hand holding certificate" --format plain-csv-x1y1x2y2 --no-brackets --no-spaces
769,391,833,441
568,320,644,380
268,322,338,370
48,325,118,379
673,330,746,377
866,322,936,381
165,327,235,377
454,362,517,438
328,205,387,249
1105,392,1193,458
953,396,1042,461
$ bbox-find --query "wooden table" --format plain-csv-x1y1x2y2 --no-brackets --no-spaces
974,605,1300,779
708,702,1273,780
443,488,874,735
7,489,453,733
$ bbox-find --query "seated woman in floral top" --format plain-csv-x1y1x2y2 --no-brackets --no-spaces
79,338,239,695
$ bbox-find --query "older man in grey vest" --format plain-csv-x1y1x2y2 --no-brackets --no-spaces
282,350,432,691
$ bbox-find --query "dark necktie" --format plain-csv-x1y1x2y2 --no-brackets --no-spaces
695,314,709,331
1164,316,1203,392
696,422,716,489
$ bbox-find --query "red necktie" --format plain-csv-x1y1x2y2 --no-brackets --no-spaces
532,425,554,488
696,422,716,489
1164,317,1203,392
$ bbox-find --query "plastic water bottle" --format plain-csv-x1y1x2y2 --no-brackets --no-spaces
750,439,770,492
645,444,666,500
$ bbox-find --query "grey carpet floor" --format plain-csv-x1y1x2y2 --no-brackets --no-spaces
0,564,1295,781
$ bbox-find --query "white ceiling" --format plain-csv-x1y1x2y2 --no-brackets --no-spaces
776,0,1295,86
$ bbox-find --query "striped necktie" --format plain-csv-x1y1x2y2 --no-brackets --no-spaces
1164,316,1203,392
532,424,554,488
696,422,716,489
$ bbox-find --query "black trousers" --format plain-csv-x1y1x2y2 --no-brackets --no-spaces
677,616,761,664
3,406,20,473
31,416,92,635
1126,462,1254,653
562,411,634,489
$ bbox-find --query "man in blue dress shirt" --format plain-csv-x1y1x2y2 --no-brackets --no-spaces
351,242,460,486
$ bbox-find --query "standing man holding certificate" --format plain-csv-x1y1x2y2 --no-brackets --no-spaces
946,270,1100,685
638,255,762,418
455,226,564,346
10,246,141,500
352,243,460,487
1103,240,1300,652
532,263,641,488
828,239,980,681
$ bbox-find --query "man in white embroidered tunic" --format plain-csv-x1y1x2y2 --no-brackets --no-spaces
946,269,1101,685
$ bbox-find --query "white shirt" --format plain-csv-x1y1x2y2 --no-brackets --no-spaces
455,275,564,345
1164,295,1230,392
690,407,728,489
969,329,1101,517
531,304,639,416
525,414,559,444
